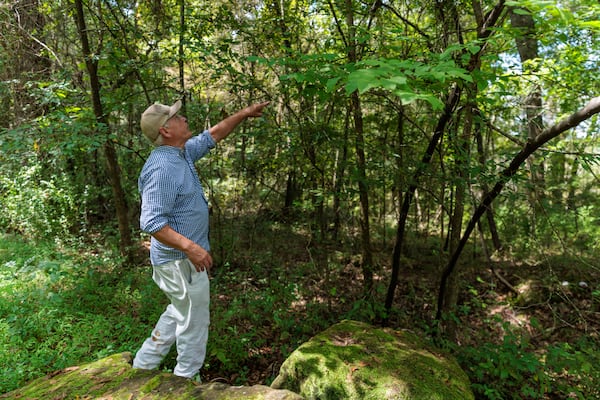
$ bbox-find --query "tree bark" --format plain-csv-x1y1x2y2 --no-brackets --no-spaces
443,107,472,338
74,0,132,260
332,108,350,242
510,8,545,220
345,0,374,294
474,110,502,251
351,91,374,292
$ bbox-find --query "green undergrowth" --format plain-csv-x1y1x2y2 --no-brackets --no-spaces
1,231,599,398
447,321,600,399
0,233,161,394
0,232,337,393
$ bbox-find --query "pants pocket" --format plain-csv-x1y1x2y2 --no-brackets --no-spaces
152,261,187,301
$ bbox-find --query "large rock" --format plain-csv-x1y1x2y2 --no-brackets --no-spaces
2,322,473,400
271,320,473,400
0,352,302,400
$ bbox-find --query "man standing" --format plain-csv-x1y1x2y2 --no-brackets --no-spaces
133,99,269,379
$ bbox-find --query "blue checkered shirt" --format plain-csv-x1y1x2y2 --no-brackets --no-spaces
139,130,216,266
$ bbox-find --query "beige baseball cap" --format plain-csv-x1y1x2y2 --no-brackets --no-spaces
140,100,182,145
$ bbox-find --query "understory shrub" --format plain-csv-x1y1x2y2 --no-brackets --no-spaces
0,163,83,238
0,234,156,394
454,321,600,399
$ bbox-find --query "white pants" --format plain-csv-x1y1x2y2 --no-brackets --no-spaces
133,258,210,378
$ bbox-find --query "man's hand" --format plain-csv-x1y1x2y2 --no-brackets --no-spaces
152,225,213,272
210,101,271,143
185,242,213,272
244,101,270,118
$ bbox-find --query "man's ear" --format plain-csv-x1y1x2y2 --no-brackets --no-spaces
158,126,171,139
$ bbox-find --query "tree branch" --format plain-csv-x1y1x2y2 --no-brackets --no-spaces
436,96,600,322
381,3,431,42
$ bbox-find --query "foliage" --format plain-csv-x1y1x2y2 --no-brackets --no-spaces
0,230,339,392
2,227,599,397
1,0,600,397
452,319,600,399
1,0,598,250
456,321,550,399
0,234,158,393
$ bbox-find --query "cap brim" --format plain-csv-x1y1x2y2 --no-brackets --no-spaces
168,100,182,119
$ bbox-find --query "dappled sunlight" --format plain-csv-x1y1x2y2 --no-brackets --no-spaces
488,303,535,334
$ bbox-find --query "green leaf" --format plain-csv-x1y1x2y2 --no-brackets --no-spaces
466,43,482,54
326,77,341,92
512,8,531,15
345,69,380,94
378,78,400,91
383,75,408,86
581,20,600,30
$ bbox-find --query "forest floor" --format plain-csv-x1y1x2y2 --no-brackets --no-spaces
1,214,598,398
191,213,600,396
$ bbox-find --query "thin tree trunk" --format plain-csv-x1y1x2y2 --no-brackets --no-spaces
351,91,374,292
283,170,296,217
74,0,132,259
436,97,600,321
474,110,502,251
443,109,471,338
566,157,579,212
332,108,350,242
384,0,508,324
345,0,374,293
272,0,299,219
395,106,405,223
178,0,186,111
510,8,545,224
384,85,461,321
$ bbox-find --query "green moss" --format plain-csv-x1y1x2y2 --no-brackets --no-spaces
140,375,162,394
0,353,134,399
272,320,474,400
1,352,303,400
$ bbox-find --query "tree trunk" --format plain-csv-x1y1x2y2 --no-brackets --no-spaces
384,85,461,322
510,8,545,224
442,109,471,338
384,0,508,324
332,108,350,242
74,0,132,260
178,0,186,111
566,156,579,213
436,97,600,321
345,0,374,294
272,0,299,220
351,91,374,292
474,110,502,252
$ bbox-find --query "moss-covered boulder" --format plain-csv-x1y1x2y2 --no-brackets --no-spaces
270,320,474,400
1,352,302,400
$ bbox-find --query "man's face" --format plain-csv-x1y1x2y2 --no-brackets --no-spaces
162,114,192,145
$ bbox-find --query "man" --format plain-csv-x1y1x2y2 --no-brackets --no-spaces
133,99,269,380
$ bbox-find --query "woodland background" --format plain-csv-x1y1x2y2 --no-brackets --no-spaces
1,0,600,398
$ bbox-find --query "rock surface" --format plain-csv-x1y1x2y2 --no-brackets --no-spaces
2,320,474,399
0,352,302,400
270,320,474,400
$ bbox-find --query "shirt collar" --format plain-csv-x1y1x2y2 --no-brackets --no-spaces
156,145,185,157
